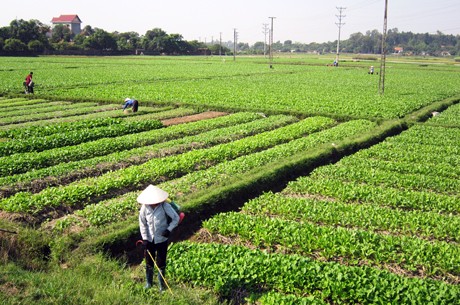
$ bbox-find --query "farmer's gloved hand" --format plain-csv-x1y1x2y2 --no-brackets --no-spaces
142,240,149,249
161,229,170,238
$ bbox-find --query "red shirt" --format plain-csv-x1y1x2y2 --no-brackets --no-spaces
25,74,33,85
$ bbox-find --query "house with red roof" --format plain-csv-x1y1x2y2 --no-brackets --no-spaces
393,46,404,54
51,15,82,35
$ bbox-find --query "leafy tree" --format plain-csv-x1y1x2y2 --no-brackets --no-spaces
345,32,364,53
186,40,206,54
142,28,168,51
272,41,283,51
3,38,27,52
237,42,250,52
11,19,48,44
252,41,266,54
115,31,141,51
0,26,9,41
72,26,93,46
83,29,117,50
28,40,45,52
51,24,73,43
81,25,94,36
163,33,186,54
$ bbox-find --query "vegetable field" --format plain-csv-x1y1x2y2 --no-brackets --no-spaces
0,55,459,305
1,56,460,119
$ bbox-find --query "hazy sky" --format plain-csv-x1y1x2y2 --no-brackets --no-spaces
1,0,459,44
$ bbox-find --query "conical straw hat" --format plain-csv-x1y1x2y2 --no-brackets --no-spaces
137,185,169,205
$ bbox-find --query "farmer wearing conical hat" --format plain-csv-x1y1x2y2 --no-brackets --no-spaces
122,97,139,112
138,185,179,291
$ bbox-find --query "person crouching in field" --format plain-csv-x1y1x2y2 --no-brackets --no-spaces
122,97,139,113
138,185,179,291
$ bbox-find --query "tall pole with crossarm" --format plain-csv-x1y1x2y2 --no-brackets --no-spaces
335,7,346,66
268,17,276,68
379,0,389,94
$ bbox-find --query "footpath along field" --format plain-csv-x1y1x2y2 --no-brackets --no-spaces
0,55,459,305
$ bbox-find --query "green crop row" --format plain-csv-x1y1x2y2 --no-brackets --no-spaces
284,176,459,214
0,114,297,196
76,119,371,226
311,163,459,195
0,101,95,120
388,125,460,146
338,157,460,180
357,143,460,168
0,103,120,126
0,98,48,107
0,117,123,139
428,102,460,126
204,212,460,278
0,105,176,139
375,141,460,157
168,242,460,304
0,119,163,155
120,106,197,122
0,114,326,214
253,291,327,305
0,101,72,118
0,112,259,177
0,107,160,132
245,192,460,243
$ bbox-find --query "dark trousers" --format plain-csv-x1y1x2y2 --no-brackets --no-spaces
145,240,168,269
132,100,139,112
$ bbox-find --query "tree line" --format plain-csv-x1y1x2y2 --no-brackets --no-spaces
271,29,460,56
0,18,458,56
0,19,231,55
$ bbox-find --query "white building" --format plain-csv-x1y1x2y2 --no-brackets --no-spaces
51,15,82,35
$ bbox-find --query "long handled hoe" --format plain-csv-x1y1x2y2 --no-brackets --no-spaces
136,240,173,295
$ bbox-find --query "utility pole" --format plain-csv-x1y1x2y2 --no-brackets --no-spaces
379,0,389,95
219,32,222,57
233,28,238,61
262,23,269,57
335,7,346,66
268,17,276,68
